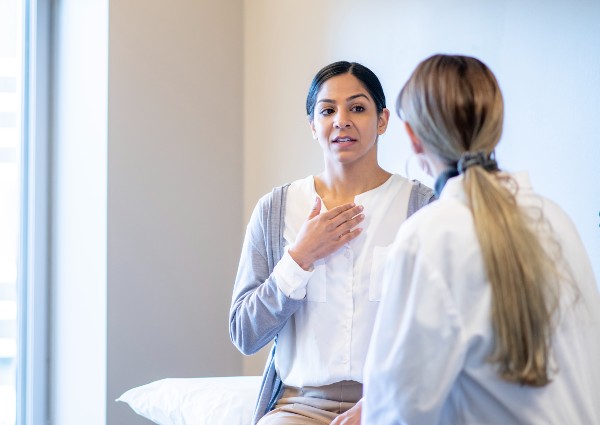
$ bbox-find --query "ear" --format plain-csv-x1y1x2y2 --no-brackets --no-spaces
404,122,424,154
309,117,317,140
377,108,390,135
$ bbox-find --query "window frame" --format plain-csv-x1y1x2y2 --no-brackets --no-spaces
17,1,51,424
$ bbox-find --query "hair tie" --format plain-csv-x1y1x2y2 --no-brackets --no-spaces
434,151,499,197
457,151,498,174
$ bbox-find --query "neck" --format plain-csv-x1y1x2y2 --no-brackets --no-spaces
315,162,391,207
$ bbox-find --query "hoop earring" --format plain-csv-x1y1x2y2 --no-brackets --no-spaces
404,152,433,179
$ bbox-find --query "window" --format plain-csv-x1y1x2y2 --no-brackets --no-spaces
1,1,49,424
0,0,24,423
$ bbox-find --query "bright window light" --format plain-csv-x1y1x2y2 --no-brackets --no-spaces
0,1,24,424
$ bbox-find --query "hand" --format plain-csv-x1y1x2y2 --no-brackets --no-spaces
288,197,364,270
331,398,363,425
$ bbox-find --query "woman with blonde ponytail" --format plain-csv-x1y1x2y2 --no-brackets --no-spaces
363,54,600,425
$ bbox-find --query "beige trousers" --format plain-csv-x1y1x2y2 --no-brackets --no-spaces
257,381,363,425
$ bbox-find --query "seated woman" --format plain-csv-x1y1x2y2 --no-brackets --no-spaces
363,54,600,424
229,61,435,425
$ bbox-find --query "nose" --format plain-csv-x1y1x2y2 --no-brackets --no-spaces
334,111,351,128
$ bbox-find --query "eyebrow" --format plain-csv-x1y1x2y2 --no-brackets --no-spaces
316,93,371,104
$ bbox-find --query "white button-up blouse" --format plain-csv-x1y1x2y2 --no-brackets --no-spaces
271,174,413,387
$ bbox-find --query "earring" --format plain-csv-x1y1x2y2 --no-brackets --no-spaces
404,152,433,179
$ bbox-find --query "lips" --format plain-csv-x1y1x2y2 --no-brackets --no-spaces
332,136,356,143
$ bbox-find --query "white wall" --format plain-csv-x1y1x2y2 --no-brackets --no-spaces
51,1,244,424
107,1,244,424
243,0,600,374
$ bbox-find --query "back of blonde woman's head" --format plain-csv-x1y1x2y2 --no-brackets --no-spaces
397,54,503,163
398,54,559,387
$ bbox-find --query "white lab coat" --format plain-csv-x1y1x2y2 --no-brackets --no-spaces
363,173,600,425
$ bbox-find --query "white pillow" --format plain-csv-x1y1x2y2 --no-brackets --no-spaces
117,376,262,425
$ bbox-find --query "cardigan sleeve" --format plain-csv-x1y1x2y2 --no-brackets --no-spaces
229,192,304,355
407,179,436,218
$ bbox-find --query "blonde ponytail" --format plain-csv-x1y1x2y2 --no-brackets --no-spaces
465,167,558,386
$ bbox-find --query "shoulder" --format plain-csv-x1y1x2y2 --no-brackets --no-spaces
396,196,473,251
254,183,292,214
512,173,583,244
386,174,434,197
250,175,312,220
389,197,485,300
409,179,436,202
244,184,293,255
405,178,436,218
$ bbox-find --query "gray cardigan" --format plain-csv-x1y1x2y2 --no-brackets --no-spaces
229,180,435,425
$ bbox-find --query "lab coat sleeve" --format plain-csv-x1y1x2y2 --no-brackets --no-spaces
363,233,466,425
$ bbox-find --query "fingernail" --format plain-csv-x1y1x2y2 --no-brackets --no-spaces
358,205,364,212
